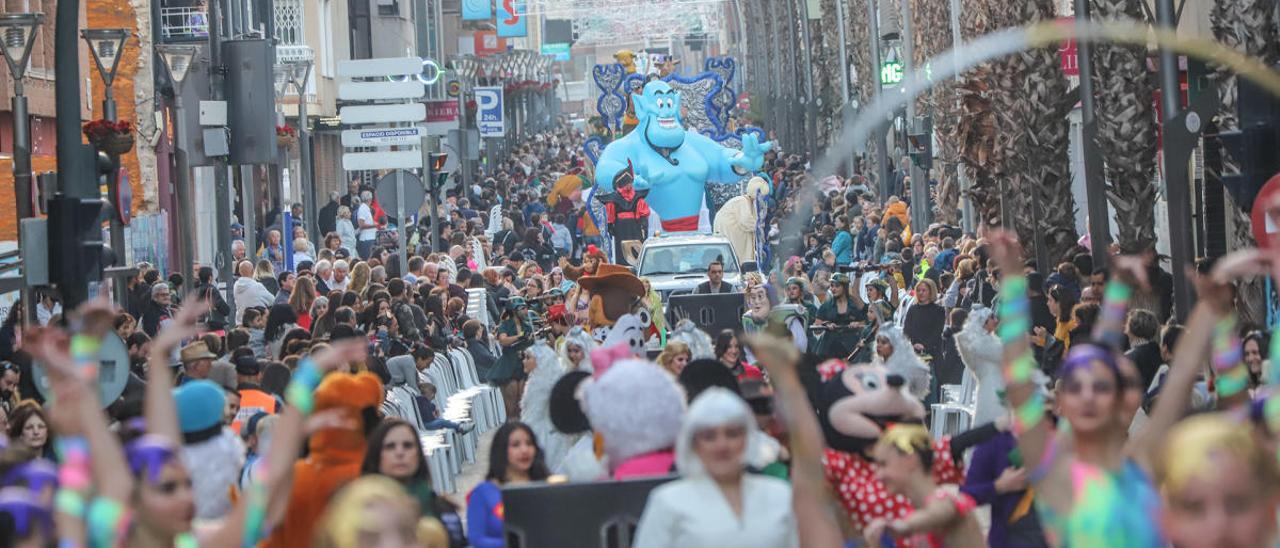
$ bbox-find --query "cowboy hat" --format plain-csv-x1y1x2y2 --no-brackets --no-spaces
577,264,646,298
180,341,217,364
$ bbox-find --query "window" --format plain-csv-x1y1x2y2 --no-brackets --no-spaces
376,0,399,16
274,0,305,46
639,244,738,277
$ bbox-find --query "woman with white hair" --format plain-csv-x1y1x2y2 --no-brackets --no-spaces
632,388,798,548
336,205,357,255
557,327,595,373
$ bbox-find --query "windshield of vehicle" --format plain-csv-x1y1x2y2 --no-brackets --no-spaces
639,243,739,276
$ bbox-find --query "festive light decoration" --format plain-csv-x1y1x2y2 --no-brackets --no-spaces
510,0,726,44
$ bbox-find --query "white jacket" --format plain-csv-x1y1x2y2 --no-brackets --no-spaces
954,307,1005,426
234,276,275,325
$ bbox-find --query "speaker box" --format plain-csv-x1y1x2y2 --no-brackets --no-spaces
503,476,675,548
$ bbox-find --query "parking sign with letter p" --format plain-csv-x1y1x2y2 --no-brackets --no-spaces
475,86,505,137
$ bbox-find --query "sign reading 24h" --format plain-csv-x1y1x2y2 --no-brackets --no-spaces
475,86,505,138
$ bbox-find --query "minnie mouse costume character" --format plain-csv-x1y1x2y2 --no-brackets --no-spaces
816,358,963,546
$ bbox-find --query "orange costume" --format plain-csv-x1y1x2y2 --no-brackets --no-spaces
262,372,383,548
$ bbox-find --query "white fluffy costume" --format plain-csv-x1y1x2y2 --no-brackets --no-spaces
520,341,573,469
954,306,1006,426
873,325,932,401
582,358,686,478
557,326,597,373
669,319,715,360
712,176,770,263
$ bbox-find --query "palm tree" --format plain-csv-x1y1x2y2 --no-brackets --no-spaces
1090,0,1159,254
1209,0,1277,326
1014,0,1078,262
955,0,1003,230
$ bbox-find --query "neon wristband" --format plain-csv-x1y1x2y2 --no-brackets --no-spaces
1014,393,1046,435
69,334,101,360
57,437,92,491
285,357,323,414
86,498,130,548
1270,326,1280,387
55,490,86,517
1102,280,1133,303
1005,353,1037,384
1211,318,1242,373
174,532,199,548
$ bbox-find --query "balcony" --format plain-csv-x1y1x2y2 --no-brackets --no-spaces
159,6,210,41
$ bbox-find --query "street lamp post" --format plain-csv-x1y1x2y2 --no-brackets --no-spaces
278,58,315,244
0,13,43,322
451,55,478,193
82,28,131,283
157,44,200,289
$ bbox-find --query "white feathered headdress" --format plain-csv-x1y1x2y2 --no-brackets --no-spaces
877,325,932,401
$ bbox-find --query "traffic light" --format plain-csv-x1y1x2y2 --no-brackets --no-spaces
908,116,933,171
47,195,108,308
429,152,450,190
1218,77,1280,213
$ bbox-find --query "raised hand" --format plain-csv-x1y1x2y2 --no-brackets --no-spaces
731,133,773,172
150,297,212,358
986,230,1024,275
310,339,369,374
1110,254,1151,291
744,332,800,381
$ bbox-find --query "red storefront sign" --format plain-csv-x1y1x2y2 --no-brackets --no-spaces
1060,39,1079,76
475,31,507,57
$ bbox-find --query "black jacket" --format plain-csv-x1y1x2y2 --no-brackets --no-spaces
466,338,497,379
193,282,231,330
141,301,174,337
318,200,340,236
1125,341,1163,390
693,280,735,295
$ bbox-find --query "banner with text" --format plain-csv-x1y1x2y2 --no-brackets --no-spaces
497,0,527,38
425,100,460,135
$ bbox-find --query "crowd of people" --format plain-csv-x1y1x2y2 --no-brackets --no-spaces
0,114,1275,548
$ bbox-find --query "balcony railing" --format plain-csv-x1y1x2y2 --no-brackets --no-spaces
160,7,210,40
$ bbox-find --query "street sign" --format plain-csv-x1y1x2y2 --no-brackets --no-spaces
339,80,425,101
476,86,505,137
462,0,492,20
541,43,571,61
880,60,904,86
447,79,462,98
338,57,424,78
339,103,427,125
341,126,427,147
375,170,426,216
426,100,461,134
1251,173,1280,249
342,150,424,171
32,332,130,408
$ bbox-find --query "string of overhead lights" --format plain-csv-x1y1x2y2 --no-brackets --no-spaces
514,0,725,44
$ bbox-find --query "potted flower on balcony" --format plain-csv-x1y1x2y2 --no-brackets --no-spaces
276,125,298,148
83,119,135,155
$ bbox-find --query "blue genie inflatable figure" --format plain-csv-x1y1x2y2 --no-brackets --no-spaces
594,80,773,232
